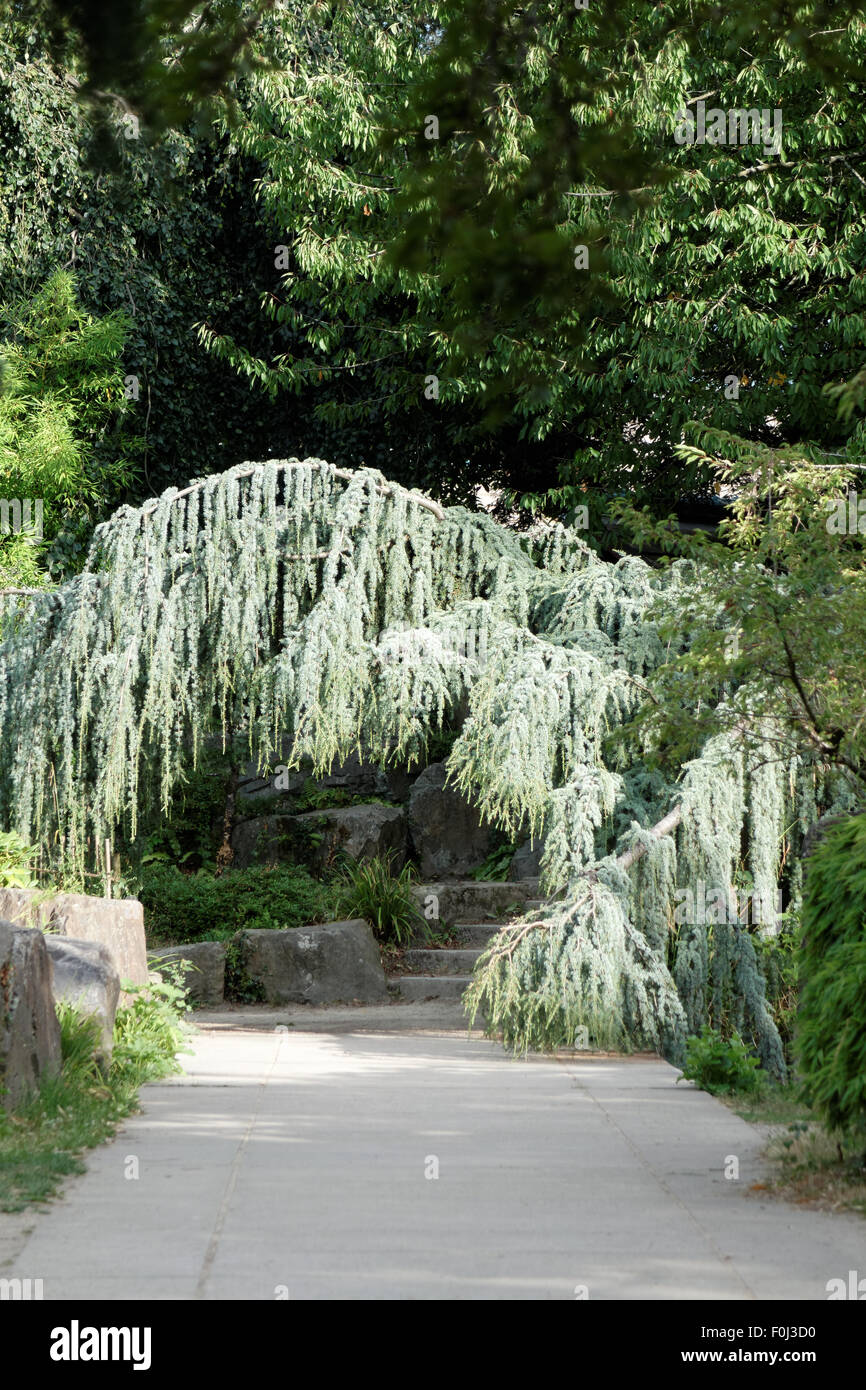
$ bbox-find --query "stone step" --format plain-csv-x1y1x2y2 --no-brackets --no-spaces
453,923,504,946
410,879,540,928
390,974,473,1002
403,947,482,975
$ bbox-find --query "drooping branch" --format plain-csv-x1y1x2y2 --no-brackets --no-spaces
479,802,685,964
135,458,446,523
0,458,832,1069
617,805,683,873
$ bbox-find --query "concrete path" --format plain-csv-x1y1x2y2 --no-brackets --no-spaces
1,1009,863,1300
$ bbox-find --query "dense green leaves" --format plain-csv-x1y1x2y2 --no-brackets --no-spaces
6,3,865,512
141,862,334,943
677,1025,763,1096
797,813,866,1136
0,271,142,586
3,0,272,140
202,1,866,514
613,424,866,790
0,24,294,499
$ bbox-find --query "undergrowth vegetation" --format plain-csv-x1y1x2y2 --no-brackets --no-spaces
139,862,335,945
331,853,424,946
0,965,191,1212
677,1026,763,1096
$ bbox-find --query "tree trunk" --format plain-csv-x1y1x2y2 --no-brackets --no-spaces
215,758,240,876
617,805,683,873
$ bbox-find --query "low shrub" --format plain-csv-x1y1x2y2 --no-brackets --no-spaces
112,964,193,1087
677,1025,763,1095
140,862,335,944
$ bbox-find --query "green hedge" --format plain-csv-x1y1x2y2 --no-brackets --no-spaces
140,863,335,945
797,812,866,1136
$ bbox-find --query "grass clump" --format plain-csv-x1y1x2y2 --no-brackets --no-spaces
332,853,425,946
0,965,191,1212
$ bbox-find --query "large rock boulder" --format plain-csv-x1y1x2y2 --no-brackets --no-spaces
149,942,226,1006
238,750,418,803
0,922,61,1109
374,764,418,803
0,891,147,996
509,837,545,881
45,937,119,1068
408,763,492,878
237,764,307,802
292,805,408,872
295,750,420,803
232,804,407,871
314,751,385,799
230,815,293,870
240,920,389,1005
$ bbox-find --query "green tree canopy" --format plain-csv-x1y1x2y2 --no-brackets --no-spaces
0,271,142,585
202,1,866,516
0,18,299,497
615,419,866,788
3,0,272,140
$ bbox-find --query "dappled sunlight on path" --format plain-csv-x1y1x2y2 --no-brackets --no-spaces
3,1024,863,1300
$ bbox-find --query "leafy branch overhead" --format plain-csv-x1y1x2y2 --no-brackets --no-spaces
199,1,866,514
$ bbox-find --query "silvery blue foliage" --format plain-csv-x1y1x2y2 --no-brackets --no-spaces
0,459,842,1067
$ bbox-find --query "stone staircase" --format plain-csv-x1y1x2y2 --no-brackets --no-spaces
389,879,544,1002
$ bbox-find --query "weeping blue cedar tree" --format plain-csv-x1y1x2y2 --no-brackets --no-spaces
0,459,851,1070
